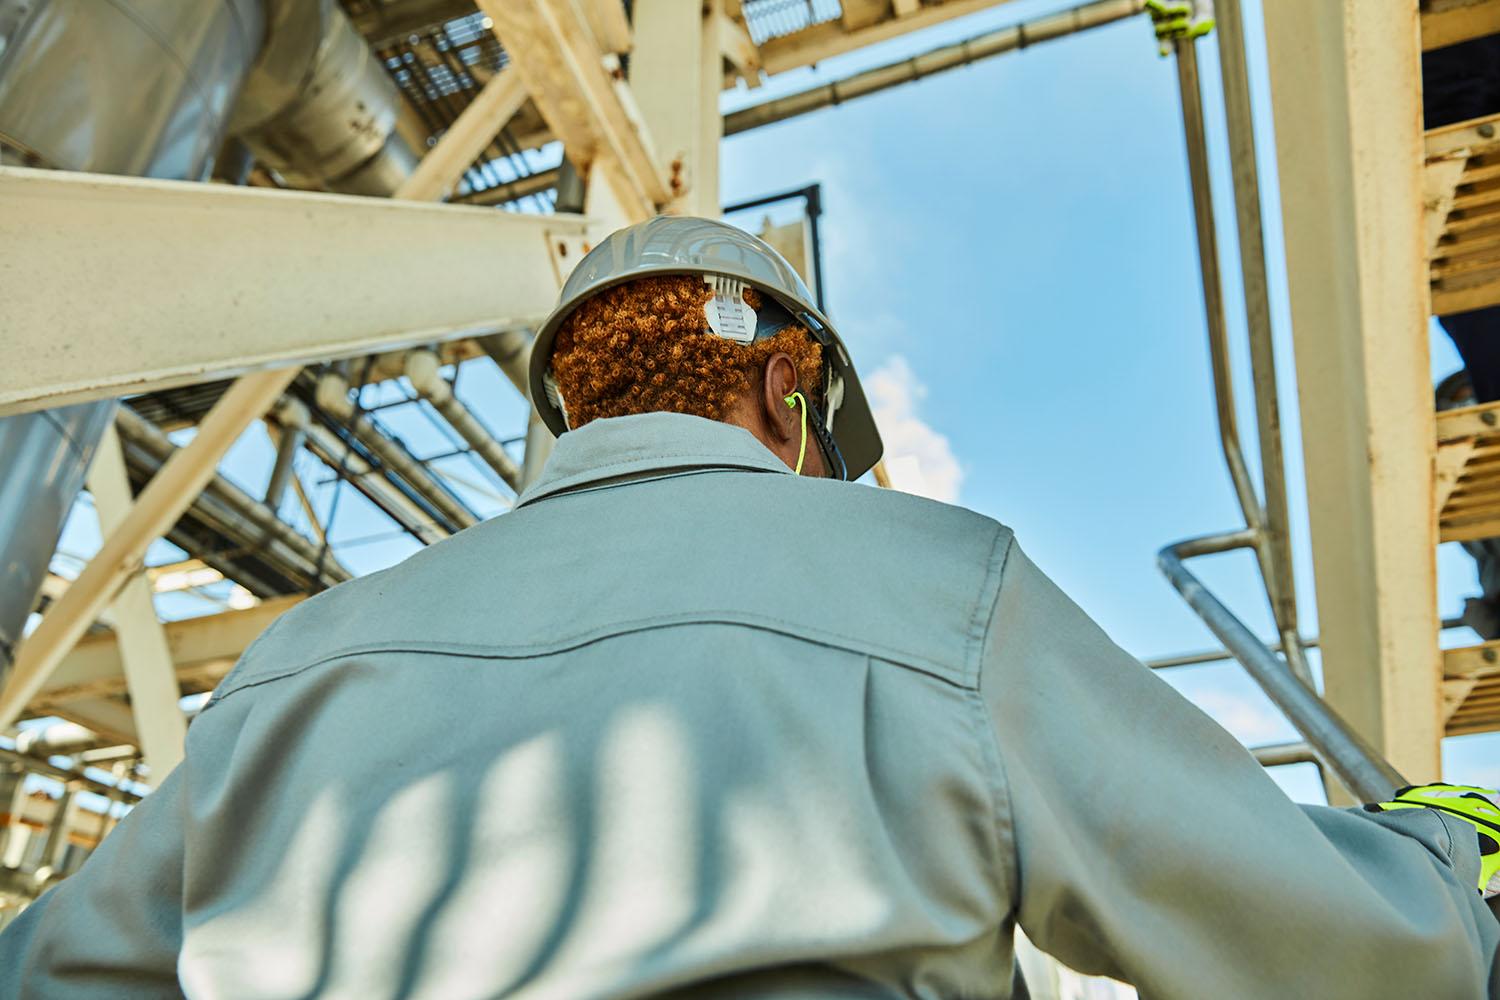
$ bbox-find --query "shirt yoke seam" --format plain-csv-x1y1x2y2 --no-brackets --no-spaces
206,612,979,711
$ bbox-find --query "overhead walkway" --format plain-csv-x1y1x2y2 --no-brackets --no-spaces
1429,101,1500,740
1427,111,1500,316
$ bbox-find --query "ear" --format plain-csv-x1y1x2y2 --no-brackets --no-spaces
760,352,800,443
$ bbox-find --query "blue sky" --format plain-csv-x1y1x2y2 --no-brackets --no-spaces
715,0,1496,796
44,0,1495,800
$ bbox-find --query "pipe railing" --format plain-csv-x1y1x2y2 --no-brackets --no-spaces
1159,13,1405,802
1159,534,1405,801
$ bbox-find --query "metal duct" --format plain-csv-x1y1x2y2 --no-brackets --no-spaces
231,0,418,195
0,405,113,674
0,0,265,682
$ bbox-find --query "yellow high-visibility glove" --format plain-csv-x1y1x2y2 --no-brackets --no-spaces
1366,783,1500,898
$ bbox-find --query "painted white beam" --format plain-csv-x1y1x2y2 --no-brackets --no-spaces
0,167,591,417
580,0,633,54
84,423,187,782
632,0,724,217
479,0,668,217
757,0,1013,75
395,68,530,203
717,9,763,89
1422,0,1500,50
29,596,303,709
1263,2,1440,780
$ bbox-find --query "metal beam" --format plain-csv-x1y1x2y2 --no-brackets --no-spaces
28,596,303,710
756,0,1014,75
395,68,530,203
0,167,590,417
455,167,562,207
724,0,1144,136
1422,0,1500,51
632,0,724,217
1262,2,1440,779
580,0,633,55
717,9,763,88
349,0,476,46
479,0,668,216
84,424,187,782
0,368,296,732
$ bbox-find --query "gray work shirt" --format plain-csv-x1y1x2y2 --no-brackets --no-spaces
2,412,1496,998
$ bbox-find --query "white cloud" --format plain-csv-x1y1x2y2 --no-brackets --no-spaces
866,355,963,503
1191,689,1291,747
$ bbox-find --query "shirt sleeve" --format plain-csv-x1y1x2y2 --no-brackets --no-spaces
0,763,187,999
977,539,1500,999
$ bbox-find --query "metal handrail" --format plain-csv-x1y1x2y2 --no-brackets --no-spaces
1159,6,1407,803
1158,534,1406,801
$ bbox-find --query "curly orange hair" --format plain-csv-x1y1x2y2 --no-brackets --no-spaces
550,274,823,428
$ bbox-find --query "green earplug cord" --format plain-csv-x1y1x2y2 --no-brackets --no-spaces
785,391,808,476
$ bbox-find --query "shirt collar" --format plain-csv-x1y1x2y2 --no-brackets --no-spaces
515,412,792,507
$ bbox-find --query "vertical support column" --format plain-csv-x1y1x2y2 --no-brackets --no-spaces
630,0,723,218
0,763,24,868
86,423,187,782
1262,3,1439,780
521,411,556,488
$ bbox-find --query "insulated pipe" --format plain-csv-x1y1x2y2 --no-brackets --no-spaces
723,0,1147,135
14,722,108,758
0,747,144,805
1159,532,1406,803
315,374,479,531
264,417,304,512
231,0,418,195
406,350,523,491
114,407,352,588
277,399,449,547
477,330,535,394
116,433,346,594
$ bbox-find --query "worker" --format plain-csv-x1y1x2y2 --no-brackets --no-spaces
0,217,1496,998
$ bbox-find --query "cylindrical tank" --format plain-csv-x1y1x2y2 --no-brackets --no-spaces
0,0,265,680
231,0,419,195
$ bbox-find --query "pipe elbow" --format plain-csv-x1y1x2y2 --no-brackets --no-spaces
315,373,352,415
405,349,445,399
273,396,310,432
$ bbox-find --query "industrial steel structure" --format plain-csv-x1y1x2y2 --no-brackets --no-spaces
3,0,1498,976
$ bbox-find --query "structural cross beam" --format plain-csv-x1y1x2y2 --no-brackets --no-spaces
479,0,668,220
0,369,297,732
0,167,591,417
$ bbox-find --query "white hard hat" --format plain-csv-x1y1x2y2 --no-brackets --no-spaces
529,216,883,481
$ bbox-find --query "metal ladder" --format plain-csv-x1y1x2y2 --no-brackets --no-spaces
1155,2,1406,804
